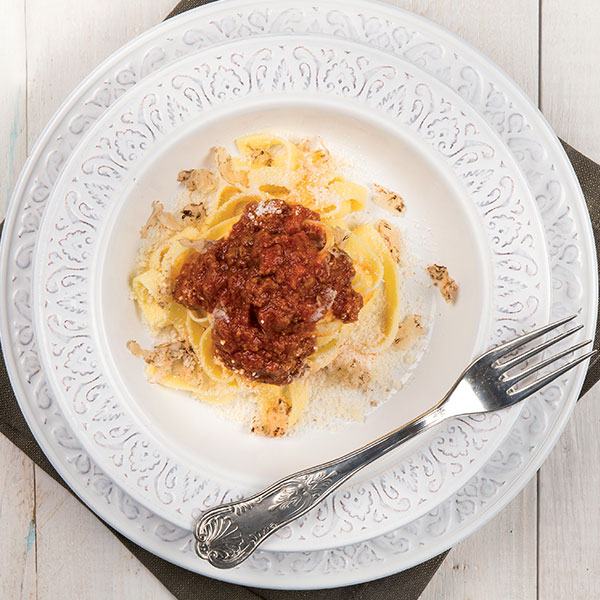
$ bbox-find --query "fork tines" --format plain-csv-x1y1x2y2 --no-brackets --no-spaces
491,315,595,401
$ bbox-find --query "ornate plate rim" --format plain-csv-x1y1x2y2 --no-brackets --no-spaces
0,0,596,588
31,33,549,551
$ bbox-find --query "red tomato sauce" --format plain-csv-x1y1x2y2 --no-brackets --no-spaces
172,199,363,384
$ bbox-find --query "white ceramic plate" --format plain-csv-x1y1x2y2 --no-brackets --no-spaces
0,0,595,589
32,34,549,552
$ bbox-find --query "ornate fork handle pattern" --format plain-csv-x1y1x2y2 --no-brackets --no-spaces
195,407,443,568
194,315,593,569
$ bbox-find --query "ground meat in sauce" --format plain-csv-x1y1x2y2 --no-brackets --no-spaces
172,199,363,385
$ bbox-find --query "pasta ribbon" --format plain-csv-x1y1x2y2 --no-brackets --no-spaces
308,334,344,372
187,308,210,328
149,226,201,273
146,365,234,404
284,381,309,428
186,311,207,353
315,318,343,338
343,228,384,297
330,179,367,211
352,224,402,350
318,198,353,221
202,215,240,240
168,302,190,339
203,194,258,228
131,270,169,329
235,134,300,170
199,327,235,383
216,185,241,207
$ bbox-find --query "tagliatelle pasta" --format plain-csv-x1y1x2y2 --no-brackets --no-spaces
129,133,427,437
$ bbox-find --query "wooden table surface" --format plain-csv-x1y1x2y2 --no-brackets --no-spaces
1,0,599,597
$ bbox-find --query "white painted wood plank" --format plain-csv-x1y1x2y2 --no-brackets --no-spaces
35,468,173,600
541,0,600,162
0,0,27,219
538,386,600,598
0,436,37,599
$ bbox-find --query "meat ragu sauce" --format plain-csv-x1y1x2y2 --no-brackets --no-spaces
172,199,363,385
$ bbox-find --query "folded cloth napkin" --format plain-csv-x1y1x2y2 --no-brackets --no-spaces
0,0,598,595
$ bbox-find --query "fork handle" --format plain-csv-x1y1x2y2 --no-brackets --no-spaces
194,404,445,568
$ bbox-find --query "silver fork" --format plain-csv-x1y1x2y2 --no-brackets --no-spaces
194,315,594,569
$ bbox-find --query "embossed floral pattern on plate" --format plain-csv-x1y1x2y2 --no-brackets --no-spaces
32,35,548,550
0,0,595,588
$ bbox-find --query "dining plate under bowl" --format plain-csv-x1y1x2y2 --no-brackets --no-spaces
1,0,596,588
30,33,552,553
